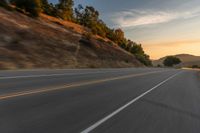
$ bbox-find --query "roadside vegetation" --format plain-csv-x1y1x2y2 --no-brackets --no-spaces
163,56,181,67
191,65,200,69
0,0,12,10
0,0,152,66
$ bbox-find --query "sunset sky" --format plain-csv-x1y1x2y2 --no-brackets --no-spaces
50,0,200,59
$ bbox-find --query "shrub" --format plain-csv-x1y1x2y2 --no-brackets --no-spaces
157,64,162,67
163,56,181,67
10,0,42,17
135,54,152,66
97,38,105,43
107,41,113,46
192,65,199,68
56,0,74,21
0,0,7,7
0,0,12,10
83,32,92,41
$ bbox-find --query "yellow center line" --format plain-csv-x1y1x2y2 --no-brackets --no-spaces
0,70,169,100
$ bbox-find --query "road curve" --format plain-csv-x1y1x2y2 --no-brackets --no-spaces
0,68,199,133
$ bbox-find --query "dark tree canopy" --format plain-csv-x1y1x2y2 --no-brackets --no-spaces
0,0,8,7
192,65,199,68
41,0,57,16
56,0,74,20
163,56,181,67
41,0,49,13
10,0,42,17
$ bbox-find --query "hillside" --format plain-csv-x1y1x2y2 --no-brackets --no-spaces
153,54,200,67
0,8,143,69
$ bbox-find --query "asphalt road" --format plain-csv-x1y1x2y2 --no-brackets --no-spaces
0,68,199,133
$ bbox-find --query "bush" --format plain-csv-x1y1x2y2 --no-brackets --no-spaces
125,59,129,63
107,41,113,46
163,56,181,67
192,65,199,68
10,0,42,17
83,32,93,41
0,0,12,10
135,54,152,66
56,0,74,21
97,38,105,43
157,64,162,67
0,0,7,7
79,32,93,47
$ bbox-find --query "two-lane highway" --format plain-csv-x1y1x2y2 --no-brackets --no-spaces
0,68,199,133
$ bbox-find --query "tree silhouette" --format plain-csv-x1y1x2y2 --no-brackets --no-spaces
163,56,181,67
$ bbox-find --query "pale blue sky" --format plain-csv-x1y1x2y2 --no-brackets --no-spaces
49,0,200,59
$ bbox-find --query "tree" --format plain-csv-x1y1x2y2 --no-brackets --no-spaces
192,65,199,68
114,28,124,43
41,0,57,16
106,29,116,41
80,6,99,28
41,0,50,13
122,40,152,66
75,5,108,36
10,0,42,17
135,54,152,66
163,56,181,67
56,0,74,20
75,4,84,23
0,0,8,7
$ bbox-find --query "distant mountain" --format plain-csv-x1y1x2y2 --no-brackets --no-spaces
153,54,200,67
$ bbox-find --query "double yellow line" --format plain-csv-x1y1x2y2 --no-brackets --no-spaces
0,70,167,100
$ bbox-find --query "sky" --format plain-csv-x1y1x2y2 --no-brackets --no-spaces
50,0,200,59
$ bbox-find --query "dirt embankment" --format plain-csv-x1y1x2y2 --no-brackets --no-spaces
0,8,143,69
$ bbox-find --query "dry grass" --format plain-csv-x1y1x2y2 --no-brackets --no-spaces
0,8,142,69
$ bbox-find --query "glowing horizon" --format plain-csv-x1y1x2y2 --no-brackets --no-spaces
143,40,200,59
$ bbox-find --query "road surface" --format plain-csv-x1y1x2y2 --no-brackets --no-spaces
0,68,199,133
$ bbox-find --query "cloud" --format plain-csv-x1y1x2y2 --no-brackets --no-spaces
111,8,200,28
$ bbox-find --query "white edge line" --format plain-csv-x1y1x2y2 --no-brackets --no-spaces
81,71,182,133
